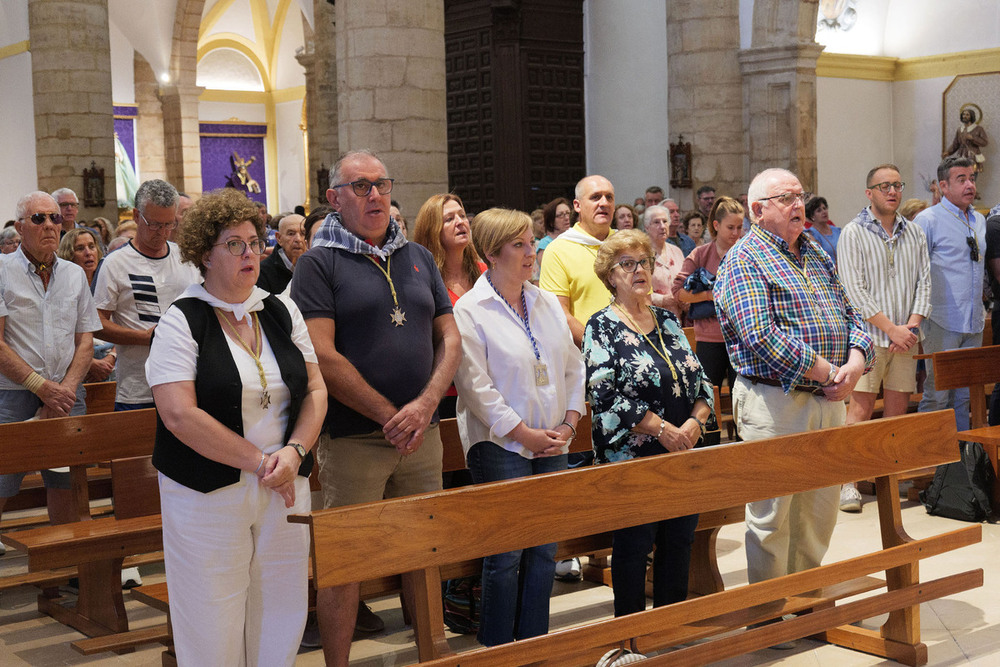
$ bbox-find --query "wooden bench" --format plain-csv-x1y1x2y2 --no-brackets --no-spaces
299,410,981,666
926,343,1000,512
0,409,160,641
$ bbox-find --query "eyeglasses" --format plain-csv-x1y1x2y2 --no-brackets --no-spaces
555,210,572,218
214,238,267,256
136,210,178,232
967,236,980,263
331,178,394,197
23,212,64,225
758,192,812,206
58,201,80,208
616,256,655,273
868,181,905,194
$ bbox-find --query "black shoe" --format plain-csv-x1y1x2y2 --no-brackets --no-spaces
300,613,322,649
356,600,385,633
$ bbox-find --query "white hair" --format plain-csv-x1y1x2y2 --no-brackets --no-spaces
746,168,798,223
15,191,57,221
643,204,669,226
51,187,78,202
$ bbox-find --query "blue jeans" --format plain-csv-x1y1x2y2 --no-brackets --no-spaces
115,401,155,411
466,442,568,646
611,513,699,617
919,318,982,431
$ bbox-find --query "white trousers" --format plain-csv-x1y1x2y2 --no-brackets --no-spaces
159,472,310,667
733,377,845,584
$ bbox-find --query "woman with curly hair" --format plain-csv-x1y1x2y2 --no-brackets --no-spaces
146,188,327,665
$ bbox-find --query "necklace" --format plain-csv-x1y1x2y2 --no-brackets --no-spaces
366,254,406,326
215,309,271,409
942,205,981,262
613,302,678,383
486,272,548,386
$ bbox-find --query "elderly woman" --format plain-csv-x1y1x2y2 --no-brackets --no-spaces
58,228,117,383
672,196,745,389
583,229,713,618
682,211,707,247
645,205,686,320
146,188,327,666
614,204,639,230
453,207,585,646
804,196,840,263
0,227,20,254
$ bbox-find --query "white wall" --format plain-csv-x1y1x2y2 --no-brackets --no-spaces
582,0,669,201
816,77,894,225
892,76,961,204
0,52,38,218
275,99,306,212
109,20,135,105
198,101,267,123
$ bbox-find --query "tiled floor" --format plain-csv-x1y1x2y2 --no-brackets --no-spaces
0,489,997,665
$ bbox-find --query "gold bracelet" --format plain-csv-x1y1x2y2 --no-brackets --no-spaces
21,371,45,395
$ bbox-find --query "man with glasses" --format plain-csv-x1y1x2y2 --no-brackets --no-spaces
52,187,82,235
836,164,931,512
715,169,872,640
0,192,101,545
94,179,200,412
696,184,716,219
291,150,460,667
913,156,986,431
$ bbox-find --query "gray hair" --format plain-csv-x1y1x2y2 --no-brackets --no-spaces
51,187,78,202
134,179,179,215
747,168,797,223
0,227,20,243
330,149,385,189
643,204,669,225
15,191,57,221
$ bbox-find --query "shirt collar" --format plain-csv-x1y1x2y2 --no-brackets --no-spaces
857,206,907,240
12,246,61,275
940,196,974,220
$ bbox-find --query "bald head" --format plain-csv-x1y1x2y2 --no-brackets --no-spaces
276,213,306,264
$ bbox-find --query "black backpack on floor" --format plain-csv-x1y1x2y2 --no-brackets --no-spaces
919,440,996,523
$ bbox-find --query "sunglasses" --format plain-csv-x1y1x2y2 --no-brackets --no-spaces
25,212,64,225
967,236,980,263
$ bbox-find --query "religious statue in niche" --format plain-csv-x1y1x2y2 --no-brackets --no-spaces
228,151,261,194
82,161,105,208
817,0,858,32
943,104,988,176
669,135,692,189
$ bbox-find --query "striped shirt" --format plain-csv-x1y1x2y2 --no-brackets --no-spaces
837,207,932,348
714,225,874,392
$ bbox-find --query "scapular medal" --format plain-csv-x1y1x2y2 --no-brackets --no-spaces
534,362,549,387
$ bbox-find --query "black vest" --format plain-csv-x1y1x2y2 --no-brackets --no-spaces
153,295,314,493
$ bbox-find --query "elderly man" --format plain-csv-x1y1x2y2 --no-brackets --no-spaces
52,187,81,235
836,164,931,512
0,192,101,544
664,198,695,256
714,169,873,627
914,156,987,431
291,149,461,667
94,180,200,411
257,213,305,293
540,174,616,347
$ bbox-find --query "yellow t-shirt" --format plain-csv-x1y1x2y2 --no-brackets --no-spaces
539,225,613,326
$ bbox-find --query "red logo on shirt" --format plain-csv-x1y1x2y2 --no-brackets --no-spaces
414,265,419,272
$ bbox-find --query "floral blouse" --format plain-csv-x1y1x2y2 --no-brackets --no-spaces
583,305,714,464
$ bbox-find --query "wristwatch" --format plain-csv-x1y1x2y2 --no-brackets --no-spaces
693,416,708,438
287,443,307,460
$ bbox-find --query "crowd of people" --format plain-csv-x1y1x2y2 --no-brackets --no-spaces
1,149,998,664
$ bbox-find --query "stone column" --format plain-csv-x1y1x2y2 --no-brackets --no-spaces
739,0,822,189
335,0,448,212
133,52,167,182
298,1,339,208
160,83,203,196
667,0,746,205
28,0,117,222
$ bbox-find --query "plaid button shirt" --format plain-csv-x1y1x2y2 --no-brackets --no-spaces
714,224,874,392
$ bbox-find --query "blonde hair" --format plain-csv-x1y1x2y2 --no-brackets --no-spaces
593,230,653,294
707,196,745,238
57,227,103,263
413,193,482,286
471,208,531,265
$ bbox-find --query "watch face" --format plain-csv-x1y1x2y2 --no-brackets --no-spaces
292,443,306,459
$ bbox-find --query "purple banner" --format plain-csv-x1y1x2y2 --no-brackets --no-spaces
114,117,136,173
199,123,268,207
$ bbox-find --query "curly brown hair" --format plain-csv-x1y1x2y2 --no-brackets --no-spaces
178,189,263,275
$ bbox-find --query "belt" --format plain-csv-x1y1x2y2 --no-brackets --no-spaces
742,375,826,396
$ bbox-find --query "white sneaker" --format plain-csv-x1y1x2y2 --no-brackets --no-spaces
839,485,862,513
554,557,582,582
121,566,142,589
0,540,6,557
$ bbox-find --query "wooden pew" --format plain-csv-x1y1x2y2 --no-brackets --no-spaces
299,410,981,666
0,409,160,641
926,344,1000,512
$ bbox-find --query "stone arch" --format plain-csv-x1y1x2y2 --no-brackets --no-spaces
161,0,207,194
171,0,207,84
